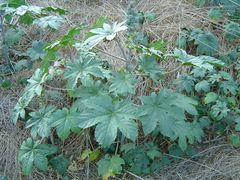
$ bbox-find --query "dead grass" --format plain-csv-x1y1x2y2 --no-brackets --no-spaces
151,143,240,180
1,0,240,179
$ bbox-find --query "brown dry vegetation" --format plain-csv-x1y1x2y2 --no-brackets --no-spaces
1,0,240,179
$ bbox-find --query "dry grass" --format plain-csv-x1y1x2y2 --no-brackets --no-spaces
151,143,240,180
0,73,28,179
1,0,240,179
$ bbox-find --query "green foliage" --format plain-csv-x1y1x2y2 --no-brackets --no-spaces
11,2,240,178
174,49,224,70
176,29,219,56
204,92,218,104
7,0,26,7
71,79,107,99
194,31,219,56
195,80,210,93
229,134,240,148
47,26,83,51
208,8,224,21
64,52,105,90
196,0,205,7
49,155,70,176
109,70,137,96
85,16,108,39
138,54,164,81
4,28,24,46
80,21,127,50
14,59,32,71
174,75,195,93
139,89,202,150
210,101,229,121
81,149,101,161
18,138,58,175
0,79,12,89
224,22,240,41
33,15,64,30
48,108,81,141
12,68,48,124
27,40,47,61
25,106,56,138
97,155,125,180
122,142,171,175
78,96,138,147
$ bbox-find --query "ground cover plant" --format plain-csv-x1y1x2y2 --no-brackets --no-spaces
1,0,240,179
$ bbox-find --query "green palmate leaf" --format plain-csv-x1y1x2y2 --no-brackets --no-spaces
46,90,64,101
49,155,70,176
27,40,46,60
81,149,101,161
174,49,224,70
11,69,48,124
81,21,127,50
47,26,83,51
109,71,137,96
33,15,65,30
78,96,138,147
195,80,210,92
234,118,240,131
97,155,125,179
7,0,26,7
138,54,164,81
0,176,7,180
220,80,238,95
175,121,204,150
43,6,67,15
11,96,29,124
145,142,161,160
122,147,150,175
224,22,240,41
196,0,205,7
229,134,240,148
19,12,34,24
85,16,108,39
139,89,201,150
211,101,230,120
4,28,24,47
176,35,187,49
208,8,224,21
15,5,42,16
144,12,156,22
1,79,12,89
71,79,106,99
189,28,204,41
14,59,32,71
120,143,136,153
26,68,48,96
204,92,218,104
208,73,222,83
25,106,56,138
174,75,195,93
18,138,58,175
191,67,206,78
48,108,80,141
191,30,219,56
150,40,167,53
64,52,104,90
199,116,211,128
